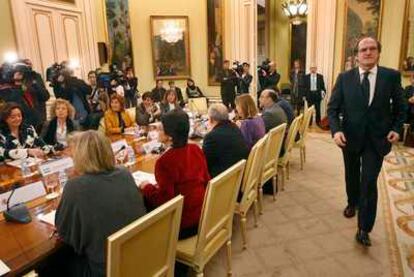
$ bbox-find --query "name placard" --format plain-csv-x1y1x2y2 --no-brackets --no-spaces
38,157,74,176
0,181,46,212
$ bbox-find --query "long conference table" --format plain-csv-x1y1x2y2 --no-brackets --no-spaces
0,134,161,276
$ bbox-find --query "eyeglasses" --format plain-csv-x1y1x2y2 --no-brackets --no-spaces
358,46,378,53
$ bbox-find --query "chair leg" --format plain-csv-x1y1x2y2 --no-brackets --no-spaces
258,186,264,215
241,215,247,249
253,199,259,227
286,162,290,180
226,240,232,276
303,145,307,163
281,167,286,191
272,175,277,201
300,147,304,170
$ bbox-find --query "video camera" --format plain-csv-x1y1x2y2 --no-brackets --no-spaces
232,61,244,76
96,63,125,90
257,59,271,77
46,62,70,86
0,61,34,85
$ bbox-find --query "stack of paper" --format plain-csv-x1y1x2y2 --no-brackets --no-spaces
0,259,10,276
38,210,56,227
132,171,156,186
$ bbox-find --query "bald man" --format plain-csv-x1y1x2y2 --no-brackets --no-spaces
328,37,405,246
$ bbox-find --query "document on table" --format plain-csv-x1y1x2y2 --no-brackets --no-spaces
6,157,42,169
0,181,46,212
38,210,56,227
0,259,10,276
132,171,156,186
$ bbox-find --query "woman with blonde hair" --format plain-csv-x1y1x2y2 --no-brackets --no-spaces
235,94,265,150
104,94,134,135
51,130,146,276
41,98,79,149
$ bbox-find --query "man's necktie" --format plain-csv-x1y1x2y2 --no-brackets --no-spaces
361,71,370,105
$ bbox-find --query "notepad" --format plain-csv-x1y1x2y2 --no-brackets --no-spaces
6,157,42,169
132,171,156,186
38,210,56,227
0,259,10,276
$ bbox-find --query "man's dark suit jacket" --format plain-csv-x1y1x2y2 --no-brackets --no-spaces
304,73,326,102
327,66,405,156
202,121,249,178
238,74,253,93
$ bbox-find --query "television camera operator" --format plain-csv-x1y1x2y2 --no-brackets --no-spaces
234,62,253,94
124,66,138,108
48,62,91,127
87,70,110,129
0,61,48,131
217,60,238,110
258,59,281,94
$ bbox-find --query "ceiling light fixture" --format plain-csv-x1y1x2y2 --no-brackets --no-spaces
281,0,308,25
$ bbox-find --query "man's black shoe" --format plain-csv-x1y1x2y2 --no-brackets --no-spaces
355,229,371,247
343,205,356,218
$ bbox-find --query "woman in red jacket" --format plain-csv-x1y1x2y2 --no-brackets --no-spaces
139,109,210,239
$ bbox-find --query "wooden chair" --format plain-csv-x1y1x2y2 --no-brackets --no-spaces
176,160,246,277
235,136,267,249
258,123,287,212
126,107,136,121
107,196,184,277
294,105,315,170
188,97,208,114
278,114,303,191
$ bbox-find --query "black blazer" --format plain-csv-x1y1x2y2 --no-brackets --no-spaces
303,73,326,102
327,66,406,156
41,118,79,147
202,121,249,177
238,73,253,94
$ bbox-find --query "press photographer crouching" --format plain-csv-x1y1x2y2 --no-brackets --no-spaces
0,61,48,131
48,62,91,127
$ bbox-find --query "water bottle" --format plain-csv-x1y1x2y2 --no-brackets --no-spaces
58,170,68,191
20,157,31,177
126,146,136,165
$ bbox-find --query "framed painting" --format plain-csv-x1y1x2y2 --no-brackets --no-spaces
105,0,134,70
342,0,384,70
400,0,414,75
207,0,225,86
150,16,191,80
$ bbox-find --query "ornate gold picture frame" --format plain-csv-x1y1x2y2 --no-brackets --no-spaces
400,0,414,75
150,16,191,80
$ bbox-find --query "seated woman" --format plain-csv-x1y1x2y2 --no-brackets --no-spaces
139,110,210,239
185,78,205,98
135,91,161,126
53,130,146,276
41,98,79,150
104,94,134,135
0,102,52,160
235,94,266,150
159,89,182,114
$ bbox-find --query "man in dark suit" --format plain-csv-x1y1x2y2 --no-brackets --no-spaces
151,80,166,103
262,62,281,91
217,60,237,110
202,103,249,177
237,62,253,94
327,37,405,247
304,65,326,125
289,59,305,115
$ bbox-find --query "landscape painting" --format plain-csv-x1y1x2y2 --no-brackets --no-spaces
343,0,382,70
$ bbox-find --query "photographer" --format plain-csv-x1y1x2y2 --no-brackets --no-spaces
52,67,91,127
236,62,253,94
124,67,138,108
21,59,50,122
217,60,237,110
87,71,109,129
0,64,43,130
259,61,280,90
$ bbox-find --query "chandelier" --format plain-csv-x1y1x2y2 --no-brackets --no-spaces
281,0,308,25
160,21,184,43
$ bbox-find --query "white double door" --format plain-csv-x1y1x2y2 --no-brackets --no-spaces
10,0,99,81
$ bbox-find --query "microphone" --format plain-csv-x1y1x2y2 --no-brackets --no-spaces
114,145,126,156
4,183,32,224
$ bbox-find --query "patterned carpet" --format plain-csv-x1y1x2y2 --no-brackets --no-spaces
381,146,414,276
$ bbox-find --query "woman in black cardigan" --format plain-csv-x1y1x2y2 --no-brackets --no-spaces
41,98,79,150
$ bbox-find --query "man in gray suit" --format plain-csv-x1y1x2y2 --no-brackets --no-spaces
259,89,288,132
